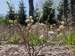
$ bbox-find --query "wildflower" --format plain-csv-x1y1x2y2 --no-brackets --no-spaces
39,35,43,39
27,23,31,27
57,29,61,32
53,23,56,26
12,9,15,12
9,20,13,24
59,25,64,29
14,20,17,23
29,30,31,33
25,19,31,23
57,33,63,38
7,34,10,36
48,31,55,35
56,35,59,38
31,20,34,23
26,27,29,30
38,10,42,14
6,1,9,5
59,33,63,37
29,16,33,19
50,25,53,29
61,21,65,25
11,24,13,26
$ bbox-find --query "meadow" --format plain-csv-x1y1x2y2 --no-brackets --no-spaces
0,0,75,56
0,14,75,56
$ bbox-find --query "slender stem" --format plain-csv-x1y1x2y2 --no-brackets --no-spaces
46,9,53,24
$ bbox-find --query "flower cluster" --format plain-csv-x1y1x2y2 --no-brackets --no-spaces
25,16,34,27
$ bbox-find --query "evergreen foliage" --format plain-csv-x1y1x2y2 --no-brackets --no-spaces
41,0,55,24
57,0,64,20
57,0,70,20
7,5,16,20
17,0,27,25
33,8,39,24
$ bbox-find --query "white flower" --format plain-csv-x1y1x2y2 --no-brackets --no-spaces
48,31,55,35
7,34,10,36
53,24,56,26
57,29,61,32
59,25,64,29
31,20,34,23
38,10,42,14
14,20,17,23
27,23,31,27
29,16,33,19
59,33,63,37
57,33,63,38
61,21,65,25
25,19,31,23
29,30,31,33
56,35,59,38
11,24,13,26
9,20,13,23
39,35,43,39
50,25,53,29
12,9,15,12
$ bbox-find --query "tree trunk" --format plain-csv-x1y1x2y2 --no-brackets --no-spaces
63,0,68,21
71,0,75,22
29,0,34,17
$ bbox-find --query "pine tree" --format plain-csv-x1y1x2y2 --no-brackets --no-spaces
57,0,64,20
33,7,39,24
17,0,27,25
71,0,75,21
57,0,70,20
64,0,68,19
41,0,55,24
